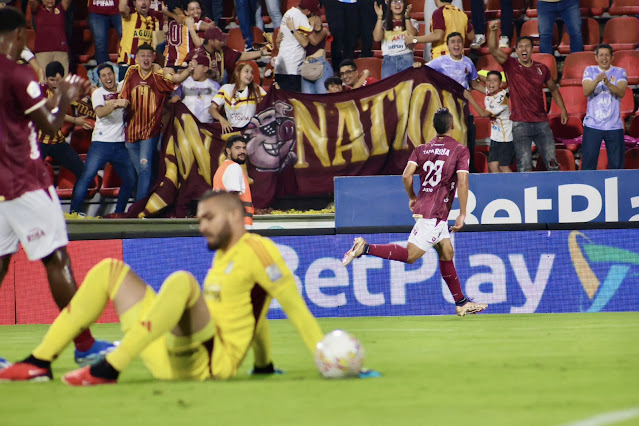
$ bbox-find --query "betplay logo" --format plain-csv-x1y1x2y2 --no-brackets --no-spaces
569,231,639,312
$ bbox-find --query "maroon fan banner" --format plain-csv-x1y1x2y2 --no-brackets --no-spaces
127,66,468,217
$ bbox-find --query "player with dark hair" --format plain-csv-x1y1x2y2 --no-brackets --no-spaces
0,6,114,368
342,108,488,317
213,135,254,226
0,191,328,385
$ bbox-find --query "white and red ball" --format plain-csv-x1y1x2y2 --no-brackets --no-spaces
314,330,365,379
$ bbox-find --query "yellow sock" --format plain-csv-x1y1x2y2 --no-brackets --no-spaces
32,259,129,361
106,271,200,372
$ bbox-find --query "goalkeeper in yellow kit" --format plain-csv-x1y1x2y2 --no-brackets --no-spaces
0,191,325,385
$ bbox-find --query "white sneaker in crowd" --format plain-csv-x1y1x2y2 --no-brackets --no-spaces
470,34,486,49
499,35,510,48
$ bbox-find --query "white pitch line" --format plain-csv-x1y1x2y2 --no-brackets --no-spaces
561,407,639,426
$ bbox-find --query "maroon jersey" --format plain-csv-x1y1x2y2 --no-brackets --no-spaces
33,3,69,53
0,56,51,201
408,135,470,221
87,0,119,15
502,56,551,123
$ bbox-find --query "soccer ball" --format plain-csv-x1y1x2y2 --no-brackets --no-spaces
314,330,365,379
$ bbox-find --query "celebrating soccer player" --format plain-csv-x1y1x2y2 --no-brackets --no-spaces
0,6,115,367
342,108,488,317
0,191,332,384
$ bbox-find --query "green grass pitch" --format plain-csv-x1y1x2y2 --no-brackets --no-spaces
1,313,638,426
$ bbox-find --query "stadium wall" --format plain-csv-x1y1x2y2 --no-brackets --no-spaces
2,227,637,325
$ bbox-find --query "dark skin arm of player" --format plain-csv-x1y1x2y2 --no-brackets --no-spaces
402,161,418,211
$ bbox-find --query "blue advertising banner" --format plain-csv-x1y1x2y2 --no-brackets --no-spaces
123,228,639,318
334,170,639,228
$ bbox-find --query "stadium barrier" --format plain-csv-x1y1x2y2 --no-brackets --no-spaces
2,224,637,325
335,170,639,229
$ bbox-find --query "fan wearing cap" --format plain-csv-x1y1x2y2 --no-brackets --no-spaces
170,53,221,123
274,0,320,92
187,26,272,84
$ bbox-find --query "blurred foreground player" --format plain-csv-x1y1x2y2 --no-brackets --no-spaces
342,108,488,317
0,7,114,367
0,192,335,384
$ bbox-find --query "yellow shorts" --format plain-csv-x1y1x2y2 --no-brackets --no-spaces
121,287,214,381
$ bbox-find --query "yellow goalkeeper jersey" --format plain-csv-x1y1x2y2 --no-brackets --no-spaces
203,233,324,378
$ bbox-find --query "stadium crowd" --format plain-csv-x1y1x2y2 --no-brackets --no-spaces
4,0,639,215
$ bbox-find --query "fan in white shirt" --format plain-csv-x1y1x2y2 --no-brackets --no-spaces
170,54,220,123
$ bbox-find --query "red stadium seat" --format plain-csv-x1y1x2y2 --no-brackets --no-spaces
535,149,576,171
474,118,491,142
476,54,504,73
625,148,639,169
526,0,538,17
609,0,639,16
531,53,557,83
44,162,55,184
629,115,639,138
585,0,609,16
620,86,636,122
612,50,639,86
468,90,486,116
70,130,93,155
560,52,597,86
56,167,100,199
550,116,583,152
226,27,246,52
474,151,489,173
233,61,261,85
354,57,382,82
558,18,600,54
549,86,587,120
520,19,559,53
579,149,609,170
100,163,123,198
462,0,471,17
603,17,639,51
76,64,89,81
409,0,425,21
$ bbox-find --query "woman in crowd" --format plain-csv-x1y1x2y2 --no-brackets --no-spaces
301,14,333,94
163,0,214,70
210,62,267,133
373,0,418,79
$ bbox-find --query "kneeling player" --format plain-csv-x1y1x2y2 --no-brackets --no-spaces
342,108,488,317
0,192,329,384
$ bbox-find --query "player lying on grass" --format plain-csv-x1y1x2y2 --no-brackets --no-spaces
342,108,488,317
0,191,377,385
0,6,114,368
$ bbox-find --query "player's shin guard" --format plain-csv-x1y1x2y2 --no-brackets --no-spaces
106,271,200,373
439,260,466,304
32,259,130,362
367,244,409,263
